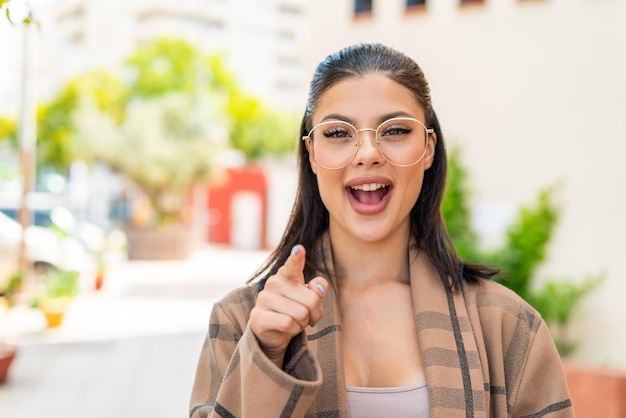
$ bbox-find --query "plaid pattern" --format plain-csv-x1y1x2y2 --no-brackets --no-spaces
190,235,573,417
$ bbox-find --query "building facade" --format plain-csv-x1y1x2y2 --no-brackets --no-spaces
0,0,309,114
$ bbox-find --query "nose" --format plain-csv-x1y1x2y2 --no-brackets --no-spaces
353,128,383,166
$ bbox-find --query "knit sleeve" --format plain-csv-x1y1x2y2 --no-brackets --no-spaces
189,286,323,418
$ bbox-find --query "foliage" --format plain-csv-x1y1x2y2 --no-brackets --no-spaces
0,115,17,147
30,37,300,226
127,38,206,97
1,0,35,25
72,93,223,227
35,270,80,301
123,38,296,160
37,69,127,170
442,148,601,356
1,0,13,24
228,92,299,159
488,188,558,300
530,275,603,355
0,273,22,306
441,147,479,261
36,37,296,170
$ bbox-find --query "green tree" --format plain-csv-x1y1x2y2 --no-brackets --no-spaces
30,37,300,227
0,115,17,146
37,69,126,170
228,92,299,159
124,38,298,159
72,93,222,227
37,37,297,171
126,38,204,98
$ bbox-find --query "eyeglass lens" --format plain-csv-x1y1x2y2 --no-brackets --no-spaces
309,118,428,169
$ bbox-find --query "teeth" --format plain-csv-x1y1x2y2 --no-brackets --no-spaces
350,183,388,191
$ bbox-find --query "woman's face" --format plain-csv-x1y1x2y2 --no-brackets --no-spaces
307,74,436,246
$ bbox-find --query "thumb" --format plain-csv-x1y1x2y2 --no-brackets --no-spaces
280,244,307,284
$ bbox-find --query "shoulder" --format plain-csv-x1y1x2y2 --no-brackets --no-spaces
464,279,543,335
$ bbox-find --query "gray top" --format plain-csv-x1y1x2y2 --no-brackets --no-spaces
346,382,429,418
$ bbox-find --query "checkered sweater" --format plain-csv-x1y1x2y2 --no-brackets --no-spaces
190,238,573,417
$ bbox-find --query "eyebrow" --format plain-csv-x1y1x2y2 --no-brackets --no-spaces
318,111,418,125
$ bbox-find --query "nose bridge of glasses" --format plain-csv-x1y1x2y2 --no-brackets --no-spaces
355,127,378,146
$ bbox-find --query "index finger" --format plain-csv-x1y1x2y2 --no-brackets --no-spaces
279,244,307,284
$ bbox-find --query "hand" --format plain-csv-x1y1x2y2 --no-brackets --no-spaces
250,244,328,366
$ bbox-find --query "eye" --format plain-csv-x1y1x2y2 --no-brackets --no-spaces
381,124,413,138
320,124,355,141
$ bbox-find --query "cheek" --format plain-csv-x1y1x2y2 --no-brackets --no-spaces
403,170,427,205
316,172,343,207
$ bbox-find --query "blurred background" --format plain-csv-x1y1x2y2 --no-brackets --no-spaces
0,0,624,417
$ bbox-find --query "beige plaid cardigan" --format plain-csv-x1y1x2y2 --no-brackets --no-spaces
190,238,573,417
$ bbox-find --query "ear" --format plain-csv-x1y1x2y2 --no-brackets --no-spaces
305,140,318,175
423,131,437,170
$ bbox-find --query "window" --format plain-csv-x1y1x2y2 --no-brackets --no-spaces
56,6,85,25
354,0,373,15
406,0,426,7
278,3,301,16
276,54,301,67
405,0,426,12
277,28,296,41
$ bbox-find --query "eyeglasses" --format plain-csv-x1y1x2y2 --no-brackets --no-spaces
302,117,433,170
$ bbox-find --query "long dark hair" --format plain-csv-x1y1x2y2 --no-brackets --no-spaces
250,43,497,290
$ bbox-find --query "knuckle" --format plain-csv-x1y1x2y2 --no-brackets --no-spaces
276,315,296,332
292,305,310,325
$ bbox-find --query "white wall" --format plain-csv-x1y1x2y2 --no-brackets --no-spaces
302,0,626,368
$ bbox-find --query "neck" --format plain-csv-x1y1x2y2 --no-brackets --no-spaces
329,229,411,289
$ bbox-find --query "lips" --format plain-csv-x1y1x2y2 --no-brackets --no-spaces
348,183,390,204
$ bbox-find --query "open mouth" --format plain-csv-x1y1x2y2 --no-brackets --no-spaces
348,183,390,204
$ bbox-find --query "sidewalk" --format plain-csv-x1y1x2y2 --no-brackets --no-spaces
0,245,270,418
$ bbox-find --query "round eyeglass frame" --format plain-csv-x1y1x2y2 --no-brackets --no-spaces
302,117,434,170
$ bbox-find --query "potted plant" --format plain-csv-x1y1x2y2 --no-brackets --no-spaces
34,270,80,328
563,362,626,418
0,272,22,384
0,302,18,384
72,93,224,259
0,344,17,385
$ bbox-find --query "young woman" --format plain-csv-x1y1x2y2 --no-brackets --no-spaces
190,43,573,418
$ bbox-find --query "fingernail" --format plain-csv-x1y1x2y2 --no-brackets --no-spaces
291,245,300,255
315,284,325,295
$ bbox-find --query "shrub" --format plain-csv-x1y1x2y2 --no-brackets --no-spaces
442,148,601,356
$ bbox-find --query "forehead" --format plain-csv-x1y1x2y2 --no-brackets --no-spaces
313,74,425,123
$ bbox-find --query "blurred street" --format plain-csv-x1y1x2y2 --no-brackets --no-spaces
0,245,270,418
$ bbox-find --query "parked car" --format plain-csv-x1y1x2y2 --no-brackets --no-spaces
0,205,107,256
0,211,90,291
